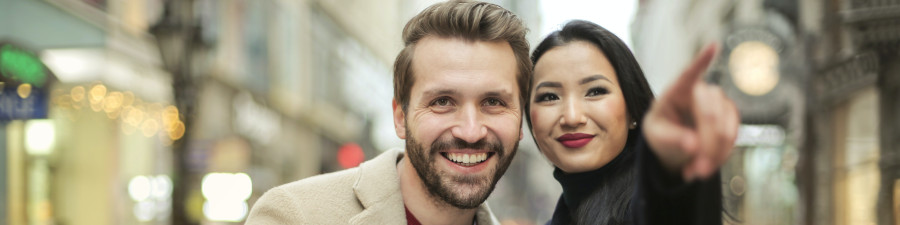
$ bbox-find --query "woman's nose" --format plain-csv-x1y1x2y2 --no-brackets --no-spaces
560,99,586,127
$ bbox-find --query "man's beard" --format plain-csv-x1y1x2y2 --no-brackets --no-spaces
405,131,517,209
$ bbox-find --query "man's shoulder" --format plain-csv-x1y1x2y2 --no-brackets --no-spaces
246,150,405,224
280,167,361,192
263,167,363,207
280,148,403,193
245,168,364,224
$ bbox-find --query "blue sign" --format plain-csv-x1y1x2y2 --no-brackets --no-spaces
0,85,48,120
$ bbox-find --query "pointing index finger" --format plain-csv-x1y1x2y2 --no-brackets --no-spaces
667,43,719,96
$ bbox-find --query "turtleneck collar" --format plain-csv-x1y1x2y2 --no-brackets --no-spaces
552,145,635,209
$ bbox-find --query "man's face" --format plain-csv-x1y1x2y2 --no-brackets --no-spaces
393,36,523,209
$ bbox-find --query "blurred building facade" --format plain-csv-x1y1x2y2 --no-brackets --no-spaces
2,0,560,224
11,0,900,225
633,0,899,224
2,0,180,224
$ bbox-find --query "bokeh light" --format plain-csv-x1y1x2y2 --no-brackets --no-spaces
201,173,253,222
729,41,780,96
25,119,55,156
128,176,151,202
17,83,31,98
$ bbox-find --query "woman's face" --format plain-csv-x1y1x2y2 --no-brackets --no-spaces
530,41,631,173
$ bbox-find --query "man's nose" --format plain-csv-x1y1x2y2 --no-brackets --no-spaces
451,105,488,144
560,99,587,127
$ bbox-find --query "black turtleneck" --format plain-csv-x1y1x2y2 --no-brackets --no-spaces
550,143,636,225
547,136,723,225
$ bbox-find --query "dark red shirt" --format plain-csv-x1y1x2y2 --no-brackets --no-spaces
405,206,422,225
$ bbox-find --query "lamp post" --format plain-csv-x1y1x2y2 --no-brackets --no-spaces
150,0,201,224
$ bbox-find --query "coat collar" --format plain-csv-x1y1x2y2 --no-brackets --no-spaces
349,149,500,225
350,149,406,225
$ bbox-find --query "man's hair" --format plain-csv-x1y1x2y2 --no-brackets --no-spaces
393,0,531,111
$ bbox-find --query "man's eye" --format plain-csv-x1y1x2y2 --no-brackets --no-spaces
586,87,609,97
535,93,559,102
432,97,453,106
484,98,505,107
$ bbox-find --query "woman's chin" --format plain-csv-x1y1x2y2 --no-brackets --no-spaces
557,162,604,173
555,152,619,173
540,144,616,173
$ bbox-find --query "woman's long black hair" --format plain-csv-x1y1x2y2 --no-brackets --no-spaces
526,20,656,224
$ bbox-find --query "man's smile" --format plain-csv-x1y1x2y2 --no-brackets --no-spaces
440,152,495,167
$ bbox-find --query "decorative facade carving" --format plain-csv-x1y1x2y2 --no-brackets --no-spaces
816,51,879,107
842,1,900,52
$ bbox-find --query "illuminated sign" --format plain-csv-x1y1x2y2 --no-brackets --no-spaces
0,44,49,87
0,43,52,120
0,84,47,120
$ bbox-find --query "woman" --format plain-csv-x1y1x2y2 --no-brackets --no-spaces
527,20,737,224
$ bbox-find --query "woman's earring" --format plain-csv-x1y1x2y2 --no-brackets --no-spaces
630,121,637,129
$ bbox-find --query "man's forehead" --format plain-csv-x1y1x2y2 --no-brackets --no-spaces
412,36,515,67
411,38,517,75
408,70,518,100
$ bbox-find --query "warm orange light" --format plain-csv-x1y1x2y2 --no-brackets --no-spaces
122,91,135,107
89,84,107,112
17,83,31,98
127,107,145,126
104,91,124,113
89,84,107,102
70,86,85,102
141,118,159,137
168,120,185,140
163,105,180,132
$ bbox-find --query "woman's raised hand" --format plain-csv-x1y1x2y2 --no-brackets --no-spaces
642,43,740,182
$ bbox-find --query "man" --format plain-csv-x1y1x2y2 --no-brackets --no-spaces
246,1,530,224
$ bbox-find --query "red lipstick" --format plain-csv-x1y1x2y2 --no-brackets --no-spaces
556,133,595,148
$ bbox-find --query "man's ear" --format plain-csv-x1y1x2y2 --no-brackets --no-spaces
520,128,524,141
392,99,407,139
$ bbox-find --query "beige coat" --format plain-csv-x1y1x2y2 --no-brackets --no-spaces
245,149,501,225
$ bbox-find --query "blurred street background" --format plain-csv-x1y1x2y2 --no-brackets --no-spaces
0,0,898,224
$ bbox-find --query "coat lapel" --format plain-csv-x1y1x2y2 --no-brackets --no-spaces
349,149,407,225
475,202,501,225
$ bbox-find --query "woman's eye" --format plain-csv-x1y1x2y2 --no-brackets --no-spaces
535,93,559,102
586,87,609,97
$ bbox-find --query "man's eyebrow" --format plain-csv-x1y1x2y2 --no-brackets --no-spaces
534,81,562,90
484,91,513,98
422,89,457,97
580,74,611,85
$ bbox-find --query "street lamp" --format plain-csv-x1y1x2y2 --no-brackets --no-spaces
150,1,202,225
152,24,187,73
728,41,780,96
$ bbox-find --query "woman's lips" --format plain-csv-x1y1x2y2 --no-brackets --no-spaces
556,133,595,148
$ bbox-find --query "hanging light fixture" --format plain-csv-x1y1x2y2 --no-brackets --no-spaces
728,41,780,96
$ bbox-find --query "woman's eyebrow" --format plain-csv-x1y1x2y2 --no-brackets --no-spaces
535,81,562,90
580,74,611,85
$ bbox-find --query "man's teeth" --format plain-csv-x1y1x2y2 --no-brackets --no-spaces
447,153,488,164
